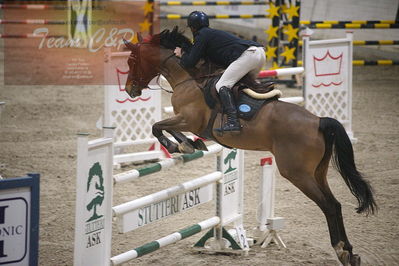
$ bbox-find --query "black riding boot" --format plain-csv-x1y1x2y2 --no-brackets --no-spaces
214,86,241,132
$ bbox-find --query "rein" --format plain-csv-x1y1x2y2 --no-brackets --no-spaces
149,74,173,94
168,54,222,89
173,73,220,88
154,52,195,91
142,53,175,94
131,45,220,93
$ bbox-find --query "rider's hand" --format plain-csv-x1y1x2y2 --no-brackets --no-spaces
174,47,182,58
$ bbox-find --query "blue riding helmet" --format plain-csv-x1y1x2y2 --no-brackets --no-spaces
187,11,209,30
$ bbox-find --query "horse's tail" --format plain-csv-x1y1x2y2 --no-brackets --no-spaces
319,117,377,215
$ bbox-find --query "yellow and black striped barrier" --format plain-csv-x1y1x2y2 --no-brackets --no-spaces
301,20,398,25
295,60,399,66
159,14,271,19
298,40,399,46
160,1,268,5
353,40,399,45
308,23,399,29
353,60,399,66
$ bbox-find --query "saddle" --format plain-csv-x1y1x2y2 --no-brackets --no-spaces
197,73,281,141
201,74,281,120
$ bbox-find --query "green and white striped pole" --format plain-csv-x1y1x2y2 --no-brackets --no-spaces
113,144,222,183
110,217,220,265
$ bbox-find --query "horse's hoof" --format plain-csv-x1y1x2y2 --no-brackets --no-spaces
334,241,350,266
193,139,208,151
166,143,179,154
178,141,195,154
350,254,361,266
338,251,350,266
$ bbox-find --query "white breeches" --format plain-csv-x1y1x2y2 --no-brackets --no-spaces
215,46,265,92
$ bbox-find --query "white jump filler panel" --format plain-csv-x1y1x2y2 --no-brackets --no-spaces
303,32,355,140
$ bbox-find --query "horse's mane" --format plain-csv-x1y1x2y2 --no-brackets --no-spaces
149,26,193,52
146,27,221,83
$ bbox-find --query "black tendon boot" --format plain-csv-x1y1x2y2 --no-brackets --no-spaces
214,86,241,132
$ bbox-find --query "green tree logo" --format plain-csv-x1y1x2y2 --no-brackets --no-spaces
224,149,237,174
86,162,105,222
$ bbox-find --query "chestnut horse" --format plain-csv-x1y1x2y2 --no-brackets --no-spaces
122,29,376,265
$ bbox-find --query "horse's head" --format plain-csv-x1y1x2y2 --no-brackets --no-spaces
123,33,160,98
124,28,193,98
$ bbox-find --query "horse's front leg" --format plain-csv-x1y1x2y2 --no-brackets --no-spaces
152,115,196,154
166,130,208,152
152,125,179,154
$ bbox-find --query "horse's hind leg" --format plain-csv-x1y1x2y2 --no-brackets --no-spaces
274,147,357,266
315,159,360,266
283,173,351,265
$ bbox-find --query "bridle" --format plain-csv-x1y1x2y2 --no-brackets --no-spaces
128,43,175,94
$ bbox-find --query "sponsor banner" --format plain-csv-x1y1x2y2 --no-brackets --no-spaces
118,184,213,233
4,1,160,85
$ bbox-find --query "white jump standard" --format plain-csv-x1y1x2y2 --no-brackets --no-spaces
253,157,285,249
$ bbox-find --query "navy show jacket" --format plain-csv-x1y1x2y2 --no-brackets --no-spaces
180,27,262,69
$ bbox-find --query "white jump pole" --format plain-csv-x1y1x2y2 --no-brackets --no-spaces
112,172,223,219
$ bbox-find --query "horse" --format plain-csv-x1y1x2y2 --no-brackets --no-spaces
122,28,377,266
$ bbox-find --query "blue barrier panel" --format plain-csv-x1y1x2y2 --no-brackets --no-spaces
0,173,40,266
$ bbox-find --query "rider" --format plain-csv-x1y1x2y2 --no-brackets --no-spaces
174,11,265,132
